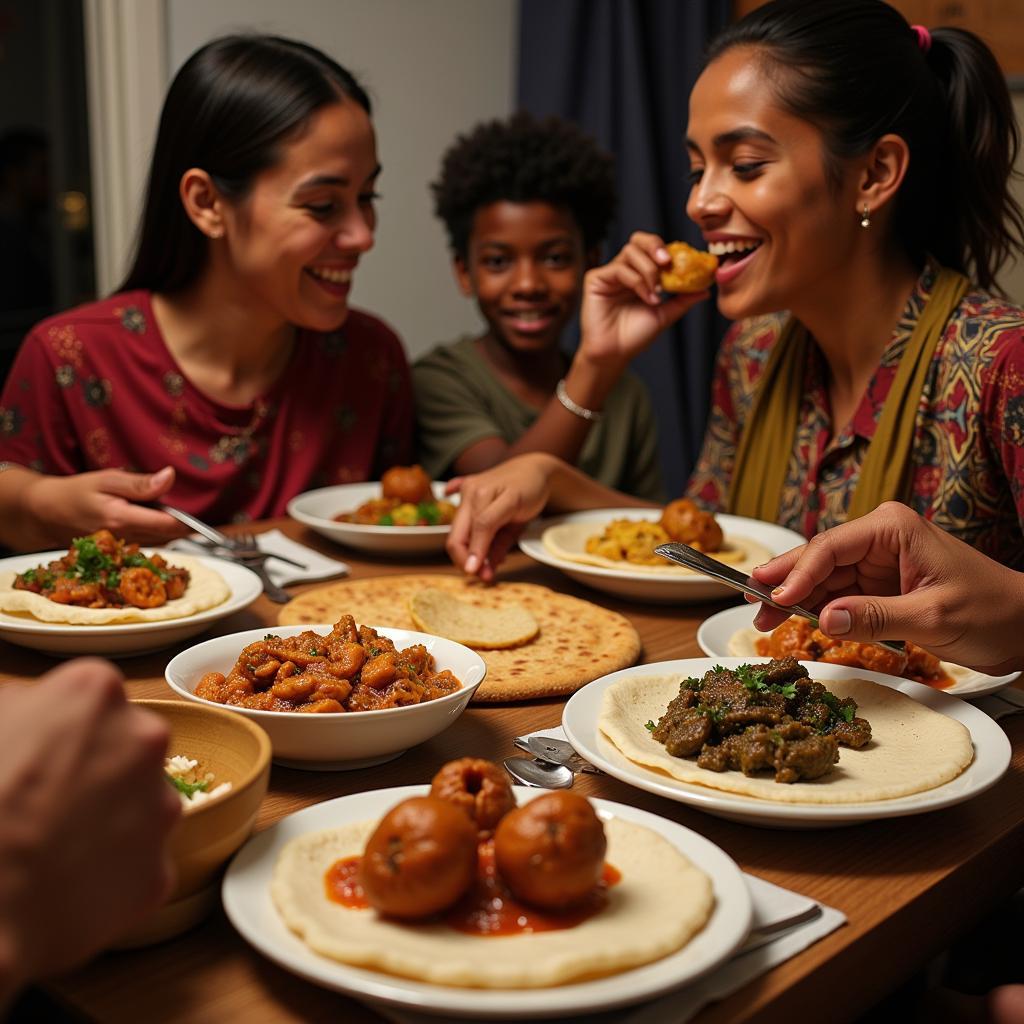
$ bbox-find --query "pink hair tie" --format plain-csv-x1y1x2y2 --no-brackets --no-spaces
911,24,932,53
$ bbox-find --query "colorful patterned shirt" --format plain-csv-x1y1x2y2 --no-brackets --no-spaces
686,263,1024,569
0,291,414,523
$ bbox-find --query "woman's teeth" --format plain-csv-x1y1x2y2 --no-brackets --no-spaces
707,239,761,257
309,267,351,284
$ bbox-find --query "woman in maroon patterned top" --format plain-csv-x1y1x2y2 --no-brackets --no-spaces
0,36,412,550
446,0,1024,579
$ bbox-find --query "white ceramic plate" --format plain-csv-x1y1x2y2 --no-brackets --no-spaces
166,625,486,770
562,657,1011,829
288,482,457,555
0,551,261,656
697,604,1022,701
222,785,752,1019
518,510,805,603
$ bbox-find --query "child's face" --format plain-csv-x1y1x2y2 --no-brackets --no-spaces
456,201,588,354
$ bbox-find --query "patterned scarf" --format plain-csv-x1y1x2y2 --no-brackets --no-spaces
727,267,969,524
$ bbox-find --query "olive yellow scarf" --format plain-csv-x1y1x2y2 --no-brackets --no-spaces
727,267,969,523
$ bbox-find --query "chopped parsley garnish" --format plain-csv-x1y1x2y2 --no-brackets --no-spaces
821,691,856,723
378,514,394,526
680,675,702,691
309,648,319,656
735,663,797,699
123,551,170,581
712,664,725,674
644,719,656,732
696,703,725,724
71,535,114,583
263,633,277,641
167,775,209,799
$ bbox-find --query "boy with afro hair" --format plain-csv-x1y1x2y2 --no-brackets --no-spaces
413,112,664,499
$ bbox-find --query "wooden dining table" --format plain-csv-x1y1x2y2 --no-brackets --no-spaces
9,517,1023,1024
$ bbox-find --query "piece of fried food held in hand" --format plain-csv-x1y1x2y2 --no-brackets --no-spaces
494,791,607,910
359,796,477,919
660,242,718,293
430,757,516,836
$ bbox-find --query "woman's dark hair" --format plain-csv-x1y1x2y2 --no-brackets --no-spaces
706,0,1024,292
431,111,617,261
120,35,371,294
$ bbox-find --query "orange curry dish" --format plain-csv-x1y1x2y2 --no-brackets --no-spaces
13,529,189,609
336,464,456,527
194,615,462,713
755,617,954,689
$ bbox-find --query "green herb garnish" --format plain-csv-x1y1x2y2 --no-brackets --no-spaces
644,720,656,732
378,514,394,526
416,501,440,525
70,535,115,583
821,691,856,723
167,774,209,799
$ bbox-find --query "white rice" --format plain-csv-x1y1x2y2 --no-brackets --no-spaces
165,754,232,810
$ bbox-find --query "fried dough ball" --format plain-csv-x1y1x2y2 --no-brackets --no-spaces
381,464,433,504
430,757,516,834
359,796,477,919
494,792,607,910
660,242,718,293
659,497,724,552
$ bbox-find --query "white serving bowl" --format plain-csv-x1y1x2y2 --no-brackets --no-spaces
165,624,486,770
287,482,457,556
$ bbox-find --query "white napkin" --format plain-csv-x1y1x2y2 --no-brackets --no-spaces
373,873,844,1024
169,529,348,587
371,724,846,1024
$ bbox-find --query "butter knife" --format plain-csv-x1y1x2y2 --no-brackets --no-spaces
654,541,905,656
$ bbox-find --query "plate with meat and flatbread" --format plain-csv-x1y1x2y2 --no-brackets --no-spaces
563,656,1010,828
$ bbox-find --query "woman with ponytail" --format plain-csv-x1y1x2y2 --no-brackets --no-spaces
447,0,1024,580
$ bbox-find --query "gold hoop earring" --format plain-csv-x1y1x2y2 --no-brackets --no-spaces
860,204,871,229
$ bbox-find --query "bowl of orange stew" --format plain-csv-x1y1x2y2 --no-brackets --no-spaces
164,617,486,770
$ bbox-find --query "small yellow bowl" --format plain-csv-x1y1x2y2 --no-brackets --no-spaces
118,699,271,946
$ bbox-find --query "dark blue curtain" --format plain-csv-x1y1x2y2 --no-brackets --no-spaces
517,0,730,498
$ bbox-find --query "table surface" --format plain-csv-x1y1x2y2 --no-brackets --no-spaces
8,519,1021,1024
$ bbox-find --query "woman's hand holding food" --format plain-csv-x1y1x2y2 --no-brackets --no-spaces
750,502,1024,675
577,232,710,366
4,466,186,551
0,660,180,1003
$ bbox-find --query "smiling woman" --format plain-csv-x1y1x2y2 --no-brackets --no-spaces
445,0,1024,583
0,35,412,551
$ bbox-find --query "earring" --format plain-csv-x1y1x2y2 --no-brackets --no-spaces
860,204,871,229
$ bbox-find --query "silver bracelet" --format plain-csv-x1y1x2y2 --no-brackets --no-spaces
556,379,602,422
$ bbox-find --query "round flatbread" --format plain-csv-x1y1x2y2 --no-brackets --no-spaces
0,553,230,625
408,588,539,649
542,521,772,575
272,815,713,988
727,626,982,692
279,575,640,702
599,674,974,804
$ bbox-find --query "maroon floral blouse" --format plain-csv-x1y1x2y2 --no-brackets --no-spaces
686,263,1024,569
0,291,414,522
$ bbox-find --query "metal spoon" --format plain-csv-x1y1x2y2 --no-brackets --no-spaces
513,736,604,775
502,756,574,789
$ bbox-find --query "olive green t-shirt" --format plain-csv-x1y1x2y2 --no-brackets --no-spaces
413,335,665,502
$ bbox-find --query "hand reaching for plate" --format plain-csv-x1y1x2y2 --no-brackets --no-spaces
749,501,1024,676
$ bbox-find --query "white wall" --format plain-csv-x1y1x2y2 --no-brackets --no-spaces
164,0,516,358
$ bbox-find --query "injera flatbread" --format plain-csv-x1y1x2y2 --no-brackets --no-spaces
272,816,713,988
0,553,229,625
599,674,974,803
278,575,641,702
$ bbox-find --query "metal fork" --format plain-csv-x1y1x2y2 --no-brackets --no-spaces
159,505,306,569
